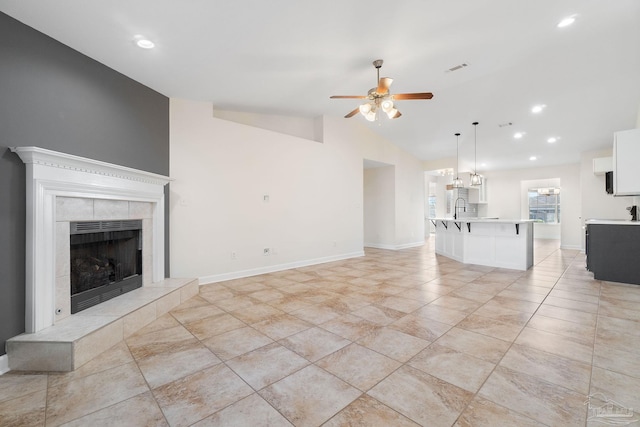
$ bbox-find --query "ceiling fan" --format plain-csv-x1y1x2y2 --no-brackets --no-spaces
330,59,433,121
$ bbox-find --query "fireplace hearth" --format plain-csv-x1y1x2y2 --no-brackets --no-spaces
70,220,143,313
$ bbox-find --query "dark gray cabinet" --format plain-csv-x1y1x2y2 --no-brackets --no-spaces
586,224,640,285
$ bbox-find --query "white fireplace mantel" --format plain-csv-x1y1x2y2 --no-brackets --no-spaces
11,146,172,333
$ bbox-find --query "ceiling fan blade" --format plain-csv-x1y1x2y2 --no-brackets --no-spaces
392,92,434,100
376,77,393,95
344,108,360,118
330,95,368,99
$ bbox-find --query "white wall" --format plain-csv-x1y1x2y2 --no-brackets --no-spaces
580,147,639,250
581,148,636,221
170,99,425,282
393,156,426,248
363,166,395,248
483,164,582,249
323,115,425,249
212,109,321,142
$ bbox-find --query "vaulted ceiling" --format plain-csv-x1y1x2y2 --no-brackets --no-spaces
2,0,639,171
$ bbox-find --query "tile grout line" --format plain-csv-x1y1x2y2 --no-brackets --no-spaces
450,247,581,427
7,241,616,426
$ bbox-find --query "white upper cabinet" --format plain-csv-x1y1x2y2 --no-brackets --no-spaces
613,129,640,196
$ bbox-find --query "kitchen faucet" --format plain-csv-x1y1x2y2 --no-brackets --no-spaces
454,197,466,220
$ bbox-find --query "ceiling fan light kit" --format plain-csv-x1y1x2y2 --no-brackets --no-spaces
330,59,433,121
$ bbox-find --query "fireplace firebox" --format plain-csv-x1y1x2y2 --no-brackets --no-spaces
70,220,143,314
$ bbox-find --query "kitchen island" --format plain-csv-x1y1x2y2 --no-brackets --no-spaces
432,218,535,270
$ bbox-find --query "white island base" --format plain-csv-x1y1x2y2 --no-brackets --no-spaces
433,219,534,271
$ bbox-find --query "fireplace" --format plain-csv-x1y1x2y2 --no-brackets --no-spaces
70,220,143,313
10,146,171,333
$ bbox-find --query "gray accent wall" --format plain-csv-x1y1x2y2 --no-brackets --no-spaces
0,12,170,356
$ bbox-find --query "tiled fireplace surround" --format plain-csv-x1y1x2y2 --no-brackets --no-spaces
6,147,198,372
55,197,155,322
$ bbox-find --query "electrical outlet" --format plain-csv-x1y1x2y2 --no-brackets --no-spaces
231,251,237,260
263,248,270,256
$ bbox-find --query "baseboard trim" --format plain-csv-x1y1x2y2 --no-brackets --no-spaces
395,240,426,250
364,241,425,251
0,354,9,375
364,243,396,250
199,251,365,285
560,244,582,250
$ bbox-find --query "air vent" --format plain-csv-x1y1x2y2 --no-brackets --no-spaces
446,63,468,73
498,122,513,128
70,219,142,235
102,221,127,230
73,221,102,232
76,295,101,312
102,288,123,302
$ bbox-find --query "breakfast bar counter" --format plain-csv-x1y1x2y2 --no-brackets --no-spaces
432,218,535,270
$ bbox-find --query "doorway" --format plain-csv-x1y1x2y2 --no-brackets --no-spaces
363,159,395,249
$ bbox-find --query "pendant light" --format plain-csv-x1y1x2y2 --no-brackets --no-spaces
470,121,482,186
452,132,464,188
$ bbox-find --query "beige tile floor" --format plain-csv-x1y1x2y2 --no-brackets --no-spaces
2,239,640,426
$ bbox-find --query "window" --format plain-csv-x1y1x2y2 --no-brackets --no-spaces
428,195,436,219
528,188,560,223
427,181,437,219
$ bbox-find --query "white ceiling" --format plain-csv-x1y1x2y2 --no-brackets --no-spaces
2,0,639,172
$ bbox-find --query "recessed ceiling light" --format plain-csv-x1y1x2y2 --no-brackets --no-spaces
514,132,525,139
530,156,537,161
547,137,557,143
531,104,546,114
481,163,487,167
133,35,155,49
557,16,576,28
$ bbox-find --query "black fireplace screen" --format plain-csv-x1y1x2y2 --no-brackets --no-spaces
70,220,142,313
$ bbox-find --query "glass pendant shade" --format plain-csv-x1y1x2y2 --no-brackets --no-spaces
365,110,376,121
453,132,463,188
359,103,372,114
381,99,394,112
381,99,399,119
359,103,377,121
470,121,482,186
